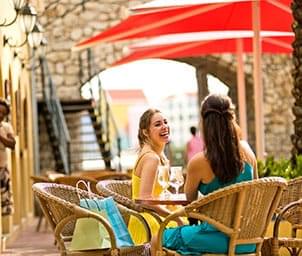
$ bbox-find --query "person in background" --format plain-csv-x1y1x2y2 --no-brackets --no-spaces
185,126,204,164
129,108,180,244
0,99,16,216
151,94,258,256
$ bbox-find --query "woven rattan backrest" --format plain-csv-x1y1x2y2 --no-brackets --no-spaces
277,176,302,227
184,177,287,249
96,180,144,212
33,183,85,237
32,183,133,235
54,175,99,194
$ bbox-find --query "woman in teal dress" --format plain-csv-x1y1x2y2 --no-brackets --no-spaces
151,94,258,256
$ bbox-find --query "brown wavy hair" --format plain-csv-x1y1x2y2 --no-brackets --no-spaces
137,108,161,148
201,94,242,183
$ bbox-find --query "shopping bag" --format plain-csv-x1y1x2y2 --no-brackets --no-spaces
70,180,134,251
97,196,134,247
70,181,111,251
70,206,111,250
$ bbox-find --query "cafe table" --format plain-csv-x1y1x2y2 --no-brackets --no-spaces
134,193,189,206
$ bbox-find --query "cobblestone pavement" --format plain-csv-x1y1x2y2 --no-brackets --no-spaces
2,218,59,256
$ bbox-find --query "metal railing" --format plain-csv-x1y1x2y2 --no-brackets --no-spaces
40,57,71,174
80,49,122,170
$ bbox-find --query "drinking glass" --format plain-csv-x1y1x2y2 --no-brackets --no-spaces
169,166,184,194
157,165,170,198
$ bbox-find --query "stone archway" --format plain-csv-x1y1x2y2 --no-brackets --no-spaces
38,0,294,159
177,56,256,150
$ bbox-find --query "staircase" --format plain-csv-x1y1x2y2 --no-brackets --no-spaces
61,99,112,172
38,50,122,173
38,57,71,174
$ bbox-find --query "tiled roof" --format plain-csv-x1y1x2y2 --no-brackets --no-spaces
107,89,147,102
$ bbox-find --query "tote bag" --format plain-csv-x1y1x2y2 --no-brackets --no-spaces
70,180,134,251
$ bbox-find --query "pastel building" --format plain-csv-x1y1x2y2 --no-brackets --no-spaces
106,89,149,149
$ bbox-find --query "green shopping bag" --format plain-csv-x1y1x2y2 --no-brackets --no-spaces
70,207,111,250
70,181,111,251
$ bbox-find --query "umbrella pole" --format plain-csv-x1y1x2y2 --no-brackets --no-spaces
236,38,248,140
252,0,265,160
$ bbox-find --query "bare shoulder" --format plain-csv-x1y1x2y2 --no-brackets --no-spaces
187,152,212,180
239,141,256,161
135,151,160,176
239,140,258,177
139,151,160,166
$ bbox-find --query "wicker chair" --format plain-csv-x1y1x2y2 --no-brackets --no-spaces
96,180,162,225
54,175,99,194
154,177,287,256
268,177,302,256
32,182,151,256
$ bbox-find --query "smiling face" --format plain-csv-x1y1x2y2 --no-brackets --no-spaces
147,112,170,146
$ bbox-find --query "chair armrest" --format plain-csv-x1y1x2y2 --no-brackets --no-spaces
273,199,302,239
156,207,186,254
273,199,302,238
116,201,152,242
270,199,302,255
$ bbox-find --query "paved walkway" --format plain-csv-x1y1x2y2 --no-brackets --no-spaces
2,218,59,256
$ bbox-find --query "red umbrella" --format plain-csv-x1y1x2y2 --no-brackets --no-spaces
114,31,293,65
112,30,293,141
72,0,292,159
73,0,291,51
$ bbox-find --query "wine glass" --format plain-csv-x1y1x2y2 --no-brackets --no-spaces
157,165,170,198
169,166,184,194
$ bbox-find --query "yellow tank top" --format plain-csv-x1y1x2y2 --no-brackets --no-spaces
132,150,167,198
132,173,162,198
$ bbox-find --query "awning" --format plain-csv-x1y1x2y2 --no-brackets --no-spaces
73,0,292,51
114,30,293,65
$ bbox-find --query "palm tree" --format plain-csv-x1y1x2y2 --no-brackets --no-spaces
291,0,302,164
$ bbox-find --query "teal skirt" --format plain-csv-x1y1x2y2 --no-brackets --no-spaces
163,223,256,255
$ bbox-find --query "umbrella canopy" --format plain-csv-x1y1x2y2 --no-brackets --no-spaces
72,0,292,159
110,30,293,155
113,31,294,66
73,0,292,51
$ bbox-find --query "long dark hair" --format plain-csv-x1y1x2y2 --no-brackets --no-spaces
201,94,242,183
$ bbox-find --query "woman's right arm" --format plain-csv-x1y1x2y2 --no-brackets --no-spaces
184,153,206,202
240,140,258,179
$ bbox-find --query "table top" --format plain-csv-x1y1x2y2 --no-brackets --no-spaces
134,193,188,205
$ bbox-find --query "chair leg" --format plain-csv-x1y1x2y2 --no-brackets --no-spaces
261,238,274,256
36,214,43,232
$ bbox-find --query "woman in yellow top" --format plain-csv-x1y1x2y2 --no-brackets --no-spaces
128,108,177,244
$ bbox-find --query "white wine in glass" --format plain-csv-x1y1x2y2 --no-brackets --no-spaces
169,166,184,194
157,165,170,197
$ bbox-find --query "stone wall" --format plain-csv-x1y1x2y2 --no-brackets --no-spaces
38,0,294,159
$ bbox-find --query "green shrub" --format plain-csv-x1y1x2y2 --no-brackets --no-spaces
257,155,302,179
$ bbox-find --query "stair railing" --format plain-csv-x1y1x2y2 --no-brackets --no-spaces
104,84,122,171
94,74,122,171
82,49,122,171
39,57,71,174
